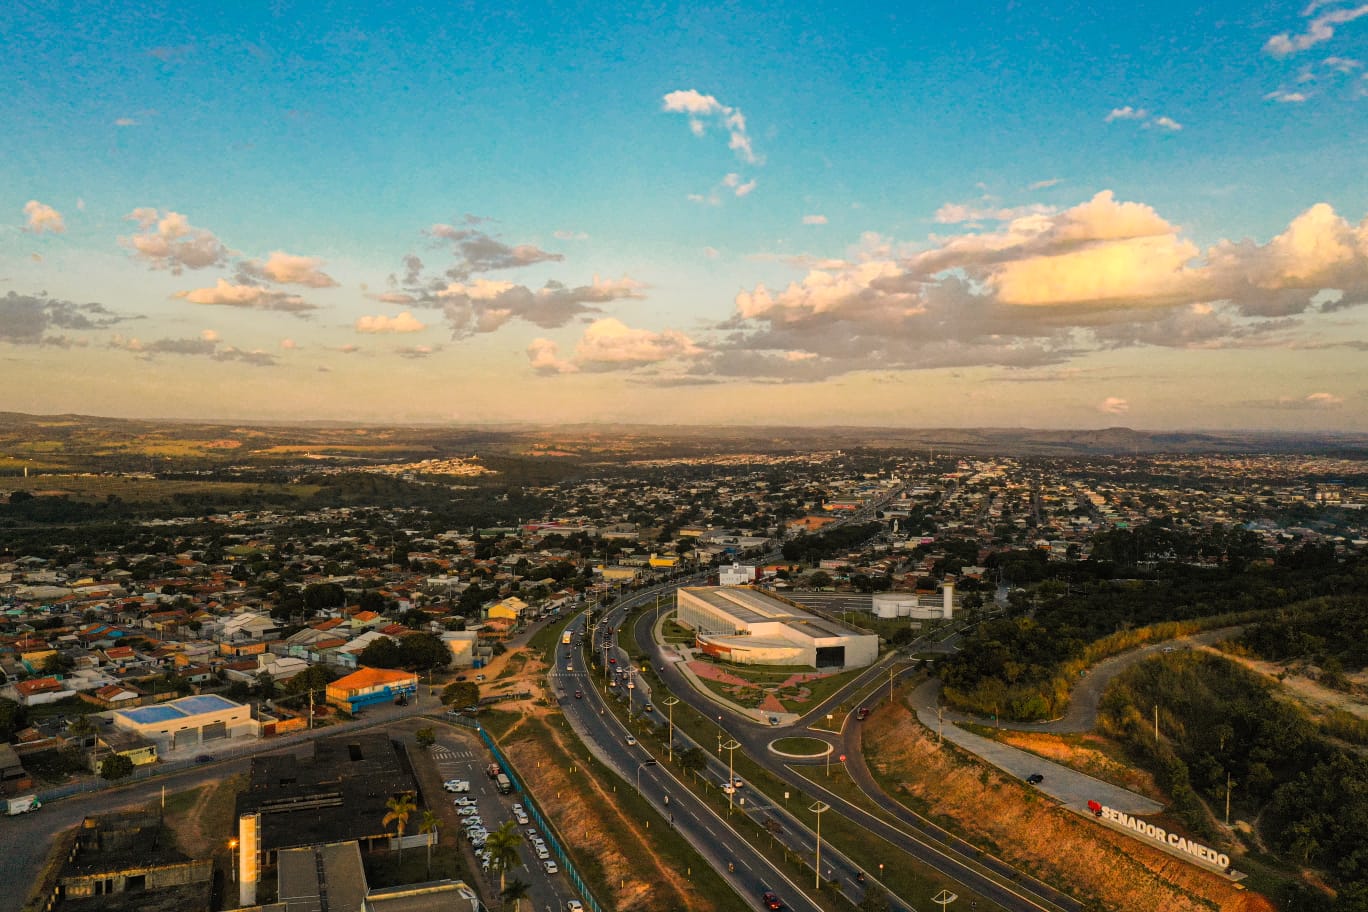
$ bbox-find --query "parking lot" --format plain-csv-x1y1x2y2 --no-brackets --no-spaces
427,725,585,911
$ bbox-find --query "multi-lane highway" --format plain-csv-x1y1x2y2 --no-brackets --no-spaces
552,608,822,912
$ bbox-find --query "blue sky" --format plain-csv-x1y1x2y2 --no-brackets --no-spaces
3,0,1367,429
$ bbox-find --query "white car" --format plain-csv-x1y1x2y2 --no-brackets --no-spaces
721,783,736,795
536,845,550,859
544,859,559,874
625,735,637,746
454,797,476,807
514,811,530,824
525,827,539,838
458,806,480,816
443,779,470,793
567,902,584,912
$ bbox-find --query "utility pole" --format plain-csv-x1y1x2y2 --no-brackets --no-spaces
723,739,740,813
1154,705,1160,743
664,697,679,763
938,705,944,744
1225,772,1234,826
810,801,829,891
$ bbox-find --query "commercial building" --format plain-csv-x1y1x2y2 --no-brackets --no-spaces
325,666,418,713
676,586,878,670
110,694,256,755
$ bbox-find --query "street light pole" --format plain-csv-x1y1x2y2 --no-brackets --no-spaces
810,801,829,891
664,697,680,763
723,739,740,813
228,838,238,883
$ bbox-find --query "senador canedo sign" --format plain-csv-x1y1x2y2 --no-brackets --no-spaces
1097,805,1231,870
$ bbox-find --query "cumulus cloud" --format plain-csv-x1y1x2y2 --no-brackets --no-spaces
1106,107,1183,131
662,89,759,164
425,223,562,280
175,279,316,313
690,191,1368,383
1098,396,1130,415
239,251,339,287
528,318,701,374
281,338,298,350
0,292,128,345
1265,4,1368,57
355,311,427,333
110,333,277,366
802,214,829,225
23,200,65,234
395,344,440,358
428,275,645,338
122,209,231,273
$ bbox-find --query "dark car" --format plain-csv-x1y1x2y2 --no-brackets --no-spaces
762,891,783,910
1026,773,1045,784
194,754,214,764
574,690,583,699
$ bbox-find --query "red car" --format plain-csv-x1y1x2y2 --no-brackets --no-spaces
762,891,783,910
609,657,617,664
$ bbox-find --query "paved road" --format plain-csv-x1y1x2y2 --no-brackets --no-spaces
626,594,1075,912
554,609,821,912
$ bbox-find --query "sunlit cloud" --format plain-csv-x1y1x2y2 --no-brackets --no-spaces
175,279,315,313
1098,396,1130,415
23,200,65,234
240,251,339,288
1265,4,1368,57
528,318,702,375
123,209,231,274
355,311,427,334
802,214,829,225
662,89,760,165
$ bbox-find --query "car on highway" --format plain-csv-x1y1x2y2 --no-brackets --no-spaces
625,735,637,746
762,891,784,910
1026,773,1045,784
731,777,744,788
643,703,654,712
857,707,870,720
574,690,583,699
721,783,736,795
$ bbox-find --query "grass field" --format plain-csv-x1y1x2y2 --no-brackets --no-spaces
6,474,319,503
770,737,832,756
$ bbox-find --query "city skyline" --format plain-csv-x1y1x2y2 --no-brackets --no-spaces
3,1,1368,429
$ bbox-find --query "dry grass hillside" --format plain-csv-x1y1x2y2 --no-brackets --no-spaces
867,701,1274,912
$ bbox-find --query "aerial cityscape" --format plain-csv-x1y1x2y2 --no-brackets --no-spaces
4,2,1368,912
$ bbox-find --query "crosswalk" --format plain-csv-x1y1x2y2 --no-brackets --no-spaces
431,747,477,762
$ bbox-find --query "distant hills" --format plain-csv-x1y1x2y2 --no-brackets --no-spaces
2,411,1366,471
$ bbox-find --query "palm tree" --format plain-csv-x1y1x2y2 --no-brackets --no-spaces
382,793,417,864
501,877,531,912
418,810,440,879
484,821,523,892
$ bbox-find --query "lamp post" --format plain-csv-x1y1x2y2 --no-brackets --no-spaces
228,838,238,883
664,697,680,763
636,759,657,795
810,801,829,891
717,716,724,754
722,739,740,813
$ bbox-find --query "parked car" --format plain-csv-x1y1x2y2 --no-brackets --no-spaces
444,779,471,793
544,859,559,874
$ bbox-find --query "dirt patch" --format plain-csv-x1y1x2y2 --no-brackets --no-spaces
867,700,1273,912
505,720,707,912
163,774,246,859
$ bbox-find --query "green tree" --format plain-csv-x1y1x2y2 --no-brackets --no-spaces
415,727,436,749
485,820,523,892
442,680,480,708
0,699,28,741
678,746,707,780
858,884,891,912
255,671,277,700
808,571,832,589
501,877,531,912
382,793,417,864
418,810,440,879
101,754,134,780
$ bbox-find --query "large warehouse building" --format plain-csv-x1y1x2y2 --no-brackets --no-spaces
111,693,256,754
676,586,879,670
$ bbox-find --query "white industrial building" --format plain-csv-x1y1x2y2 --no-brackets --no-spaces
872,583,957,620
676,586,878,670
111,693,257,754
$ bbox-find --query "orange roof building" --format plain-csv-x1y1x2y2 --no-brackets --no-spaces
325,666,418,713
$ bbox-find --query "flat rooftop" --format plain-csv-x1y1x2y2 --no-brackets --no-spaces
115,694,242,726
683,587,867,636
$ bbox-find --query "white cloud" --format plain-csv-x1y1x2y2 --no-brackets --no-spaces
1265,89,1311,102
1028,178,1064,190
355,311,427,334
1265,4,1368,57
433,275,646,338
115,117,138,127
1107,107,1182,131
802,214,829,225
1105,106,1147,122
242,251,339,288
693,191,1368,383
934,202,1055,224
280,338,298,350
662,89,759,165
529,318,703,375
1260,391,1347,408
201,329,220,343
1098,396,1130,415
175,279,315,313
23,200,65,234
123,209,231,273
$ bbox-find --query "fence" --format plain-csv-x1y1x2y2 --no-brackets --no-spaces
475,727,605,912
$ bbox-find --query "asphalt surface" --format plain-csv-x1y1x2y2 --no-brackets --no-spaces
554,608,823,912
626,590,1078,912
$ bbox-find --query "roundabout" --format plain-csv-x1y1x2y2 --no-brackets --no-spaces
768,736,834,759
